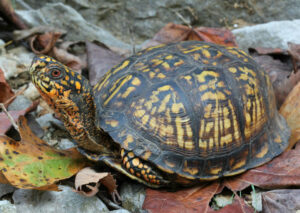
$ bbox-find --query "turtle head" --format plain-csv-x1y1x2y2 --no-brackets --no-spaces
30,55,89,108
30,55,105,152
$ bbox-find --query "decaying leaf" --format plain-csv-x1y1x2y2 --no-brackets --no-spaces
0,68,15,107
86,41,125,86
0,116,87,189
74,167,117,197
143,23,237,49
262,189,300,213
280,81,300,149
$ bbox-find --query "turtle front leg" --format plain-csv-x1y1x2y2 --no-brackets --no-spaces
117,149,170,187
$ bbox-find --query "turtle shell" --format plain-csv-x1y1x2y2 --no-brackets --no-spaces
93,41,290,181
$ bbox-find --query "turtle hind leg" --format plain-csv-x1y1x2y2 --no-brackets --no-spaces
119,149,170,187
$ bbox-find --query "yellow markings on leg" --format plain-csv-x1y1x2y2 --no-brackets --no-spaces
132,158,140,167
202,49,211,58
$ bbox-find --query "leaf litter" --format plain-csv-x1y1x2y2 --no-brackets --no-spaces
1,11,300,211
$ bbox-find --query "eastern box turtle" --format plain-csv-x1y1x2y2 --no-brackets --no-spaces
30,41,290,187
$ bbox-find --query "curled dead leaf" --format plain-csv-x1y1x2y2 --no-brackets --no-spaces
29,31,62,55
74,167,117,197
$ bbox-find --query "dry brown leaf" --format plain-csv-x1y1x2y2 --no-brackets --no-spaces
143,23,237,49
280,81,300,149
0,171,10,184
86,41,125,86
75,167,117,196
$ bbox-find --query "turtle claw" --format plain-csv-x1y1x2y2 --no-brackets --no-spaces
111,190,122,204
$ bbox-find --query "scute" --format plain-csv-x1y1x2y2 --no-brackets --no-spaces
94,41,290,180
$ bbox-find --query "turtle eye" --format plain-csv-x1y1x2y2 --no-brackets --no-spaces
50,69,63,79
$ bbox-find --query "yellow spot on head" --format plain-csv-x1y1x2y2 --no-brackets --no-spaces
75,81,81,90
65,75,70,81
46,57,51,62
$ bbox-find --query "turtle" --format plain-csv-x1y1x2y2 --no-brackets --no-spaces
29,41,290,188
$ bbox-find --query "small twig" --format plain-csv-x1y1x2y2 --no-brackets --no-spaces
173,10,192,28
128,27,136,55
3,84,28,106
0,103,19,131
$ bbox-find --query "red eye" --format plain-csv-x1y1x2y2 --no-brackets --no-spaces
51,70,61,78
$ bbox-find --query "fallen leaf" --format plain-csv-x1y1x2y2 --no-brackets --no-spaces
86,41,125,86
224,142,300,192
280,81,300,149
0,101,38,134
29,31,62,55
0,116,87,189
262,189,300,213
0,68,15,107
143,23,237,49
75,167,117,196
